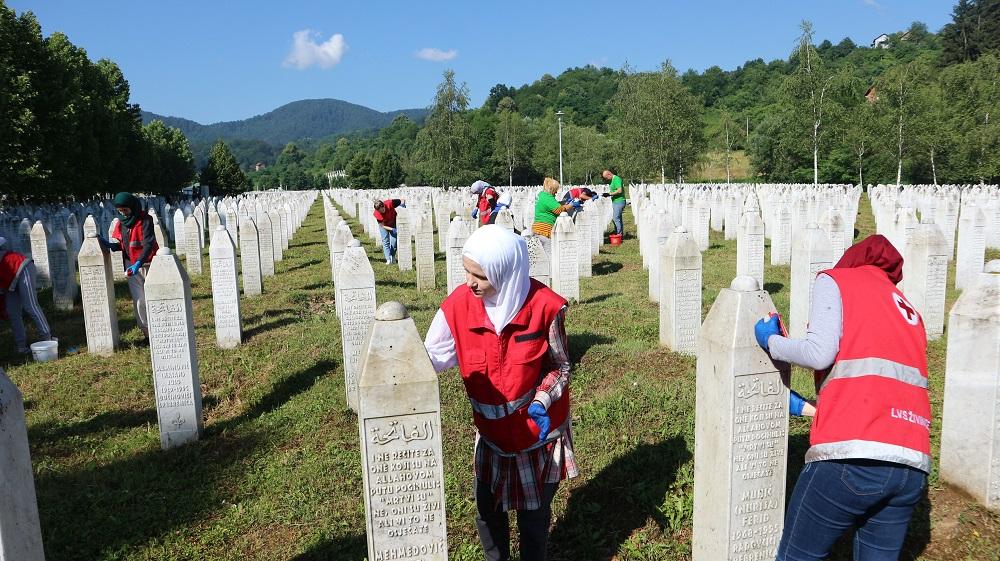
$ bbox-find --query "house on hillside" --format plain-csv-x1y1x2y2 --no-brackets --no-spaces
253,162,266,172
865,85,878,104
872,33,890,49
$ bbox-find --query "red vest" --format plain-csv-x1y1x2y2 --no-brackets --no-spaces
808,266,931,472
112,212,158,266
477,187,498,226
0,251,28,291
441,279,569,453
373,200,397,227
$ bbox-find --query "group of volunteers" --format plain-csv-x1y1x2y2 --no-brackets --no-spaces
1,191,155,357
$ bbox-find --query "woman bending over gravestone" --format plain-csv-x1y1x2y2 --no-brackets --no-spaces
372,197,404,264
532,178,580,253
754,235,930,561
424,225,577,561
0,236,54,356
99,192,158,341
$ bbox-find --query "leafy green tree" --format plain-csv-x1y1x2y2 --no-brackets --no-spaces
495,97,522,186
940,0,1000,64
414,70,473,186
200,140,248,195
276,142,306,167
608,62,705,182
876,59,932,186
369,149,405,188
142,120,195,195
346,152,373,188
784,21,838,185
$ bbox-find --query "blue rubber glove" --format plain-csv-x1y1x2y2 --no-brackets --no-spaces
789,390,807,416
571,199,583,210
754,314,782,352
125,262,142,277
471,208,479,219
527,401,550,442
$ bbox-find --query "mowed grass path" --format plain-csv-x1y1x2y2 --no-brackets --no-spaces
1,196,998,560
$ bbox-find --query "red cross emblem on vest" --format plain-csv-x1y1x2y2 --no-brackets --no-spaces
892,293,920,326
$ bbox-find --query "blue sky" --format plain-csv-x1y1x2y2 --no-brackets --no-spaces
10,0,953,124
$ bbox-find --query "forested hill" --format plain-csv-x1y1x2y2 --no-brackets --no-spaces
140,99,428,147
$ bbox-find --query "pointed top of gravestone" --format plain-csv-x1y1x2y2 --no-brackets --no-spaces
731,276,760,292
375,301,409,321
986,260,1000,274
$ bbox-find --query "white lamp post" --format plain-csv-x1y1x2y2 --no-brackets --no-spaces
556,111,564,185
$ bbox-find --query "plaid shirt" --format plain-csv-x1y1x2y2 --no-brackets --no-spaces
475,306,578,512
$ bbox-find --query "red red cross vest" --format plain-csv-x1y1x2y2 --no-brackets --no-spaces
808,265,931,472
112,212,158,266
440,279,569,453
477,187,498,226
0,250,28,291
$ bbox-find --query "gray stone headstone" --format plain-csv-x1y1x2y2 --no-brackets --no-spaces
415,213,436,291
339,240,377,412
145,248,203,449
238,217,262,296
523,231,550,288
940,259,1000,510
551,214,579,302
955,204,986,290
210,226,242,348
789,223,834,338
29,220,51,289
737,208,765,291
78,233,120,356
494,208,515,232
267,210,283,263
173,209,186,250
904,221,948,340
330,221,349,287
576,207,593,278
17,218,32,258
659,226,702,355
358,302,448,561
184,215,203,275
0,368,46,561
770,206,791,266
693,276,789,561
446,217,469,294
49,228,76,310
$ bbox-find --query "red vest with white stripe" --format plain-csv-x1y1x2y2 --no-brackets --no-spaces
808,265,931,472
441,279,569,453
112,212,157,266
0,250,28,291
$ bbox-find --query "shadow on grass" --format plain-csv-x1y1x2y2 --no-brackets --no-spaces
549,436,691,560
35,428,269,560
208,359,336,434
291,241,325,249
378,278,416,289
290,534,366,560
579,293,614,305
301,282,330,291
280,259,322,273
763,282,785,293
593,262,623,276
785,433,930,561
243,316,301,340
567,333,613,364
29,408,157,443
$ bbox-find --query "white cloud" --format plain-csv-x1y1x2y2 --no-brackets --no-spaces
862,0,882,9
415,47,458,62
283,30,347,70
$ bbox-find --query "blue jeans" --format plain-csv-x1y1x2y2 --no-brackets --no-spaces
776,459,927,561
612,200,626,235
379,227,397,261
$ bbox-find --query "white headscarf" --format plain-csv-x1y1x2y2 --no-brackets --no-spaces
470,180,490,195
462,225,532,333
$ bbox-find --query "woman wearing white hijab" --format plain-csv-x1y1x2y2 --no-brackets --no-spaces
425,225,577,561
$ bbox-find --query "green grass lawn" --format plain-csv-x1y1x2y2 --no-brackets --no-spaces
1,195,998,560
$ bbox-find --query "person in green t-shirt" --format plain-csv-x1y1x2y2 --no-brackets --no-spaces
603,169,626,236
532,177,578,242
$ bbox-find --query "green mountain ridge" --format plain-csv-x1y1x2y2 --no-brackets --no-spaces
140,98,428,147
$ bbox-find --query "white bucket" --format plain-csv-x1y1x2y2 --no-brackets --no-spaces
30,340,58,362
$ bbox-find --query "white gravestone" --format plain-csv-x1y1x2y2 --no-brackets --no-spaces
0,369,46,561
737,208,765,291
903,221,948,340
184,215,203,275
396,207,414,271
173,209,186,250
446,218,469,294
523,232,551,288
415,214,436,291
256,213,276,277
576,208,593,278
145,248,204,449
693,276,789,561
940,260,1000,511
78,233,120,356
551,214,580,302
330,222,349,287
210,226,242,348
770,206,791,266
29,221,51,289
789,223,834,338
339,240,377,412
649,211,674,303
238,217,262,297
659,226,702,355
358,302,448,561
49,228,76,310
267,210,283,263
955,204,986,290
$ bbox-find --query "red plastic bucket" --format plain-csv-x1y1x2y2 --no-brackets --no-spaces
609,233,623,246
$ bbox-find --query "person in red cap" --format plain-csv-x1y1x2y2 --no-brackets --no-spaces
754,235,929,560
